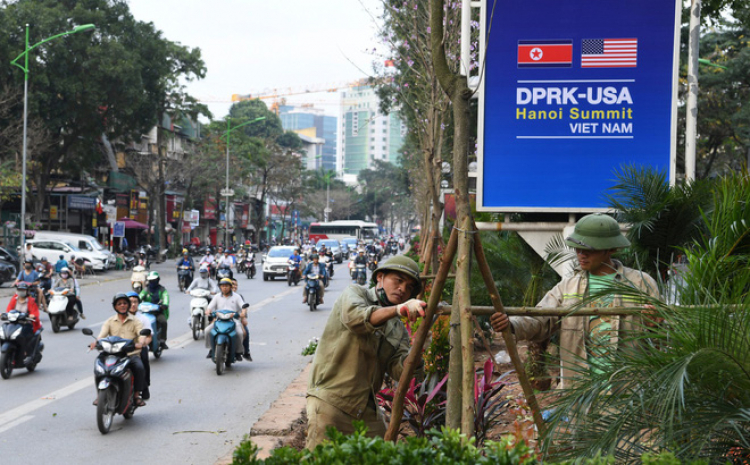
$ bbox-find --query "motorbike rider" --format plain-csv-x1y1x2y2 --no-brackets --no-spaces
185,265,218,307
217,248,235,270
136,249,149,269
231,279,252,361
302,253,327,304
5,282,42,365
176,248,195,286
53,267,85,319
288,248,303,277
205,278,248,361
54,254,68,273
353,248,368,280
199,248,216,277
14,258,40,287
127,292,152,400
139,271,170,350
90,293,148,407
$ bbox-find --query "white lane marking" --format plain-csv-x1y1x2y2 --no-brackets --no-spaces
0,414,34,434
246,287,299,314
0,378,90,430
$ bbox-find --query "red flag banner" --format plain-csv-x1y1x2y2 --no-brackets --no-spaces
517,40,573,68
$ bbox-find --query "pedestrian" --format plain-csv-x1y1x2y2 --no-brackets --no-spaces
305,255,427,450
490,213,660,388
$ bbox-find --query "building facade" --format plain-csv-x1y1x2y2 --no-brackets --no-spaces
338,84,406,181
278,105,337,172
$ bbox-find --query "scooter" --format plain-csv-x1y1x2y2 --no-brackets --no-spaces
177,265,193,292
47,287,80,333
287,260,301,286
368,253,378,271
0,310,44,379
305,272,322,312
243,254,256,279
210,309,240,376
137,302,163,359
354,263,367,286
82,327,149,434
322,255,334,279
189,288,212,340
131,265,147,292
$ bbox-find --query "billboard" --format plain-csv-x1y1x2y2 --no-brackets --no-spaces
478,0,680,211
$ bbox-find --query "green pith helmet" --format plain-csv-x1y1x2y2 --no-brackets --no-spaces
147,271,160,281
371,255,422,297
565,213,630,251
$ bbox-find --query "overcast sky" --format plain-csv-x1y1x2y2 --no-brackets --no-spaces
127,0,384,119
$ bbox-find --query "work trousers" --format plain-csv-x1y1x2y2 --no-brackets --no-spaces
305,396,385,450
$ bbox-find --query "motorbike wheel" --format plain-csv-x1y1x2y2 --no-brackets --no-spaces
250,268,255,279
0,351,14,379
51,315,61,333
178,279,184,292
96,387,117,434
153,342,162,359
68,317,77,330
215,343,227,376
308,293,316,312
287,274,292,286
246,268,251,279
192,315,201,340
357,274,366,285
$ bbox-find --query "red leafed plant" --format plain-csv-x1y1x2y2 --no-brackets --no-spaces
474,357,513,446
377,373,449,438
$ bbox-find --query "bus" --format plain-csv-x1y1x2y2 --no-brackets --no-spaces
308,220,379,242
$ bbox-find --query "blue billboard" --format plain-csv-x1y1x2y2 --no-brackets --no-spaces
478,0,680,211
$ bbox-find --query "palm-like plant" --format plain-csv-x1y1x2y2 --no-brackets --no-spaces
605,165,713,279
541,172,750,463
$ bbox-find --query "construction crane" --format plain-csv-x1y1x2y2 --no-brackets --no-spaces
231,78,370,114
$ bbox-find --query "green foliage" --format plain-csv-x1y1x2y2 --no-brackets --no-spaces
301,338,318,356
606,165,713,278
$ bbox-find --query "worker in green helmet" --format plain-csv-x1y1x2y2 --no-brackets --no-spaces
305,255,427,450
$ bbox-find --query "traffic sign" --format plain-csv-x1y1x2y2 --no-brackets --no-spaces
220,188,235,197
113,221,125,238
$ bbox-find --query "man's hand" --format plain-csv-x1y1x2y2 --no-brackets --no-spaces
398,299,427,322
88,341,97,350
490,312,510,333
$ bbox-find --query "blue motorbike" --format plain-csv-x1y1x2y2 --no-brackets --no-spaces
210,309,240,375
138,302,163,359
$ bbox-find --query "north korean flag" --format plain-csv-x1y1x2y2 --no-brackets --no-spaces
517,40,573,68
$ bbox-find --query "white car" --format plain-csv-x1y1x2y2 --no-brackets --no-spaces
262,246,297,281
27,239,109,271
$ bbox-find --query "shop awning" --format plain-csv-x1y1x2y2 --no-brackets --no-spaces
117,217,148,230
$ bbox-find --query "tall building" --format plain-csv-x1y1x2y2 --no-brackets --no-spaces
339,84,406,181
278,105,337,172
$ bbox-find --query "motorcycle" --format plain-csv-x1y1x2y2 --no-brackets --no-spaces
189,288,212,340
322,255,334,280
137,302,164,359
287,260,301,286
354,263,367,286
121,251,136,270
209,309,240,376
368,253,378,271
398,240,405,251
130,265,147,292
47,287,80,333
82,327,150,434
388,243,399,255
177,265,193,292
305,272,322,312
243,254,256,279
0,310,44,379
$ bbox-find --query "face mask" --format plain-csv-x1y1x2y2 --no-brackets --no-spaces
148,281,160,292
24,265,32,271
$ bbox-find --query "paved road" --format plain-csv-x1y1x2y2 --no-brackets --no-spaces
0,257,364,464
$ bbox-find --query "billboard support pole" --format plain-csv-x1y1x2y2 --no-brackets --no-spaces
685,0,701,181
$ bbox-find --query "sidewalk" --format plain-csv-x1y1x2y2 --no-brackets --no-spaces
0,267,133,298
216,362,311,464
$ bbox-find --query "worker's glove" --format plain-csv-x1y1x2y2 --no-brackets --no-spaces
397,299,427,322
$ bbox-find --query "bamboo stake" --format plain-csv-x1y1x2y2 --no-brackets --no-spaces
384,227,459,442
457,218,475,434
437,305,655,317
472,227,546,436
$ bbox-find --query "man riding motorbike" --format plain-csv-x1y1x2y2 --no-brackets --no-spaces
37,257,53,311
186,266,218,299
90,293,148,407
302,254,327,305
176,249,195,288
205,278,247,361
53,267,85,319
139,272,170,350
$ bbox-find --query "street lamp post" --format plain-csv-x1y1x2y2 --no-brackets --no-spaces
11,23,95,249
221,116,266,245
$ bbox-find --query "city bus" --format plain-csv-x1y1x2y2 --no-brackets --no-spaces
308,220,379,242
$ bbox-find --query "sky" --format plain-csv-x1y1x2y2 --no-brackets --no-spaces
126,0,384,119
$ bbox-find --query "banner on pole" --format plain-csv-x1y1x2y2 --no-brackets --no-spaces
478,0,680,212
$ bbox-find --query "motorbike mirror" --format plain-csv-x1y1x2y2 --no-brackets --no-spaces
139,329,152,336
241,303,250,309
82,328,93,336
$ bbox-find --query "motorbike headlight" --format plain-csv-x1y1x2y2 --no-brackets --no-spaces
100,340,127,353
8,312,20,322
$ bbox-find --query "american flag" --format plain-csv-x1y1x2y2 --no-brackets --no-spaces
581,38,637,68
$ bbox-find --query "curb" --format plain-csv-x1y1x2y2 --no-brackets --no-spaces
216,362,311,464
